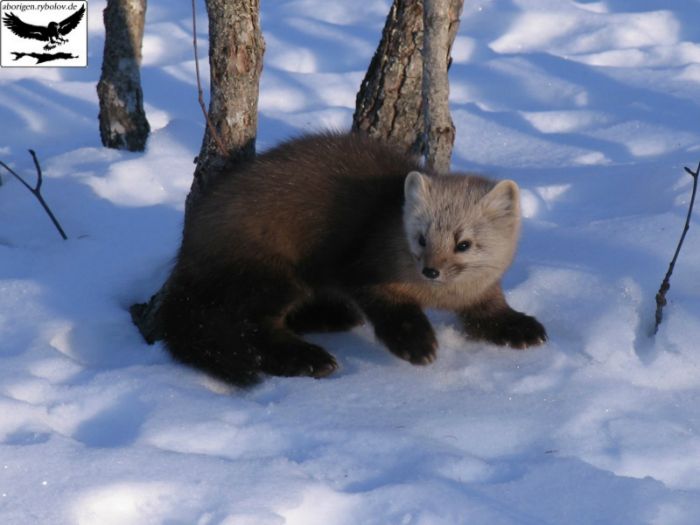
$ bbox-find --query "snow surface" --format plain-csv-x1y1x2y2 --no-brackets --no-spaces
2,0,700,523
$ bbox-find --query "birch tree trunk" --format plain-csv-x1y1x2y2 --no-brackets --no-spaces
97,0,150,152
352,0,462,159
423,0,456,173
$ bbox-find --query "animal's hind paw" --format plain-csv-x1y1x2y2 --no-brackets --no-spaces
262,339,339,378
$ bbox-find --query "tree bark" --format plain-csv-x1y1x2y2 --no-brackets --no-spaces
97,0,150,152
131,0,265,343
423,0,456,173
191,0,265,202
352,0,462,158
352,0,424,154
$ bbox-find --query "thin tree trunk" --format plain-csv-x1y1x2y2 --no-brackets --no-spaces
97,0,150,152
131,0,264,343
423,0,456,173
190,0,264,203
352,0,425,154
352,0,462,158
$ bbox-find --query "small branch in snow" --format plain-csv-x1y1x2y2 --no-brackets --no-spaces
191,0,227,157
654,161,699,334
0,150,68,240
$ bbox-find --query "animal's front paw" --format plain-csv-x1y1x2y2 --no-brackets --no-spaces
495,312,547,349
395,334,438,365
262,339,339,378
464,310,547,349
293,343,339,377
378,320,438,365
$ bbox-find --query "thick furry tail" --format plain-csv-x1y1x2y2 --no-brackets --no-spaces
159,285,264,387
159,274,340,386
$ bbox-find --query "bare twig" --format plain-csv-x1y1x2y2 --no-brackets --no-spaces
654,161,699,333
0,150,68,240
191,0,227,156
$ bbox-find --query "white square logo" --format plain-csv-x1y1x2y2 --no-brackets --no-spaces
1,1,87,67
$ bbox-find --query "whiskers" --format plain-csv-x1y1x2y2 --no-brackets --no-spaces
466,262,501,271
447,262,500,278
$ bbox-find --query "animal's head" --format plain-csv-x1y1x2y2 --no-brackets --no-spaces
402,171,521,285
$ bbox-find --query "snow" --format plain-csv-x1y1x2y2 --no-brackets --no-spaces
2,0,700,523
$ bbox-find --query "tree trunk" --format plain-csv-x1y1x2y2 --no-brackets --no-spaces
352,0,462,158
190,0,265,203
423,0,456,173
131,0,264,343
97,0,150,152
352,0,424,154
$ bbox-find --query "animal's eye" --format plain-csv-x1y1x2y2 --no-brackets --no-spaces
455,240,472,252
418,234,426,247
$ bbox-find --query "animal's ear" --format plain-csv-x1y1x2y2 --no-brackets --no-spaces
404,171,431,206
481,180,520,218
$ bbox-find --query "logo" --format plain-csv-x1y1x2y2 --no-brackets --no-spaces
1,1,87,67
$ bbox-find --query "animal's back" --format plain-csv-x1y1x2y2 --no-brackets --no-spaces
180,132,418,274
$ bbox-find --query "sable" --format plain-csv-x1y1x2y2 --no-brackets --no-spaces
160,132,545,386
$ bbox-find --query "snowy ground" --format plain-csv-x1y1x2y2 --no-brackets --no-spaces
2,0,700,523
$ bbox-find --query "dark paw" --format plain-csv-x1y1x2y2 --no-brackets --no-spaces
465,311,547,349
262,339,339,378
395,336,438,365
286,297,364,334
377,320,438,365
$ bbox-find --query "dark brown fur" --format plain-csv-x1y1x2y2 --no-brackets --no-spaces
160,132,546,386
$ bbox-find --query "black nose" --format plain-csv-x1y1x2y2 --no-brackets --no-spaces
422,267,440,279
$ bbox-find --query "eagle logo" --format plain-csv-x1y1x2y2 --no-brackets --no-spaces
2,5,85,51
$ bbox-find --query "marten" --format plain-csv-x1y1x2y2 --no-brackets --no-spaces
160,131,546,386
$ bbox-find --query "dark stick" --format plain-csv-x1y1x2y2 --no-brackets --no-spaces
191,0,227,157
653,161,699,333
0,150,68,240
0,160,34,193
29,149,43,192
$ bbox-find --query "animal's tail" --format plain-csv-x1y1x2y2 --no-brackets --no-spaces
158,268,339,386
159,281,264,386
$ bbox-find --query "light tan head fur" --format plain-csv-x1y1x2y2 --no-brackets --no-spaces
403,171,521,287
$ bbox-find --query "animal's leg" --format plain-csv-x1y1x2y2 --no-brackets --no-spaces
459,282,547,349
352,287,437,365
286,292,364,334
